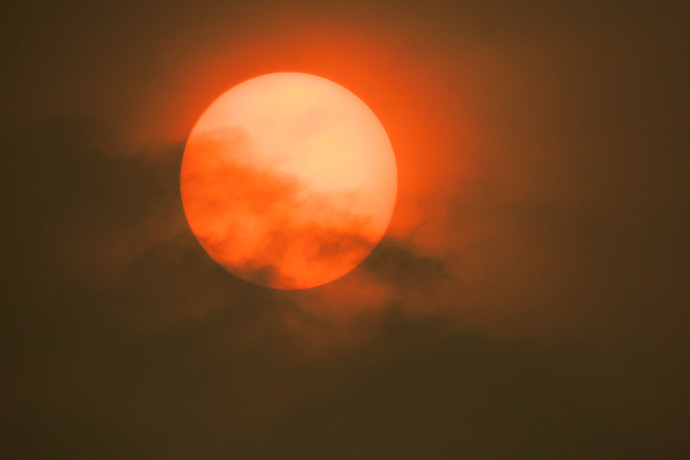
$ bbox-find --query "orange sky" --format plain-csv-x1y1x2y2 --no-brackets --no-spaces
3,2,689,456
166,23,478,252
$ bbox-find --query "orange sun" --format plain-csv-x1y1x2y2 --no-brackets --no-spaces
181,72,397,289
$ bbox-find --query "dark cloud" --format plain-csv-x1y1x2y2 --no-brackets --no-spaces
3,108,689,460
361,237,448,287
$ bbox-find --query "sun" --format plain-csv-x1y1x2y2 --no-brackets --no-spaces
180,72,397,289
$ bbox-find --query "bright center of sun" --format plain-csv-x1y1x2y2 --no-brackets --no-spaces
180,72,397,289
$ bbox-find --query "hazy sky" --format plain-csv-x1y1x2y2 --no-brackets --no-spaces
2,1,689,458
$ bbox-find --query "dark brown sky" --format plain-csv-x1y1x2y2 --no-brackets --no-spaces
2,1,689,458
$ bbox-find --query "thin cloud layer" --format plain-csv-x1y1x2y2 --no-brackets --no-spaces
182,131,380,289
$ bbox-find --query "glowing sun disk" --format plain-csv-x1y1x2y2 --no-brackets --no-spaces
181,72,397,289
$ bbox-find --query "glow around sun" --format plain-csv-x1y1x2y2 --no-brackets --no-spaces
181,72,397,289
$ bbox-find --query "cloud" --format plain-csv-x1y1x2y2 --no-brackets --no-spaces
181,129,386,289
